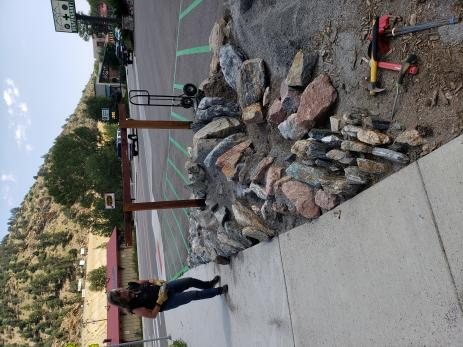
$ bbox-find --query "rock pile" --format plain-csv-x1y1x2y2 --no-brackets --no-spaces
185,17,430,266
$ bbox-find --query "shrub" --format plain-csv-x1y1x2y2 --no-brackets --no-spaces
88,265,107,291
169,340,188,347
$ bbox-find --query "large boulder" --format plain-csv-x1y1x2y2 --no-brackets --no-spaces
216,140,252,178
285,162,330,188
286,50,318,88
242,103,264,124
265,165,284,196
209,18,227,75
193,117,243,143
267,99,287,124
250,156,275,183
192,138,222,164
314,189,340,210
356,128,392,146
395,129,427,146
281,180,320,219
278,113,306,140
203,133,247,170
219,44,246,90
371,147,410,164
232,201,275,238
196,97,241,121
295,74,337,130
356,158,391,174
236,58,266,108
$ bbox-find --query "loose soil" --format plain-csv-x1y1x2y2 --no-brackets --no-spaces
81,233,109,347
226,0,463,147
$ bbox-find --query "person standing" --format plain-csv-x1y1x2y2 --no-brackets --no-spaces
107,276,227,318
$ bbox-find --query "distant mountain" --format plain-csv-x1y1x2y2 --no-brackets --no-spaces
0,78,123,347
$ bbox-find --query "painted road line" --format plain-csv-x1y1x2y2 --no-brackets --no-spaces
179,0,203,20
173,83,184,91
170,208,189,251
160,218,180,273
169,135,189,157
165,175,190,220
162,191,190,251
160,217,184,270
170,266,189,281
172,0,184,93
167,158,190,185
170,111,190,122
156,223,174,279
176,45,210,57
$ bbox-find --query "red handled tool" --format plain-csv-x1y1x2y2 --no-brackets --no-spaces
378,61,418,75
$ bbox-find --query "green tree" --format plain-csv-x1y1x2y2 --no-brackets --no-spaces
84,96,113,121
88,266,107,291
45,127,99,207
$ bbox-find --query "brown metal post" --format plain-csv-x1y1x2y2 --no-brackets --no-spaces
120,118,192,129
118,104,192,129
118,102,203,246
123,199,205,212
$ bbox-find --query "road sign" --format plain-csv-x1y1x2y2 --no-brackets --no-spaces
101,108,110,121
50,0,78,33
105,193,116,209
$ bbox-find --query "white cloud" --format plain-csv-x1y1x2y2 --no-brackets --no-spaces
1,185,14,207
19,102,28,112
1,174,16,183
1,175,16,207
3,89,14,106
15,125,26,143
3,79,33,151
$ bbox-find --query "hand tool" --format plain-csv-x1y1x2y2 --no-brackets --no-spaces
391,54,418,119
368,16,385,95
385,17,460,37
378,61,418,75
362,57,418,75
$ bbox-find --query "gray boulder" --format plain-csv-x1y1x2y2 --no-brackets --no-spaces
203,133,247,170
196,97,241,121
219,44,246,90
236,58,266,108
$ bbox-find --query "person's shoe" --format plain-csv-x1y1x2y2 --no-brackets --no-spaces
210,275,221,287
220,284,228,295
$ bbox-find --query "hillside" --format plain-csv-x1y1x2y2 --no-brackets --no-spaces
0,78,123,347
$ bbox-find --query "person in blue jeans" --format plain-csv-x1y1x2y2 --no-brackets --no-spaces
107,276,228,318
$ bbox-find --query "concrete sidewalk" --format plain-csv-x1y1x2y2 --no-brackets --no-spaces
164,135,463,347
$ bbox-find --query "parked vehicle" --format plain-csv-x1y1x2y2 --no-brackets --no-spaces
114,27,133,66
116,128,138,161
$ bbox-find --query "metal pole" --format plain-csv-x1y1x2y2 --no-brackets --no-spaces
123,199,205,212
119,118,192,130
106,335,172,347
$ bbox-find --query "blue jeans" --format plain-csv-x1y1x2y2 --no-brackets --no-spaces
161,277,220,311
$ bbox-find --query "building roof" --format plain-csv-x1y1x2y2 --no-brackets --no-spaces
106,227,120,344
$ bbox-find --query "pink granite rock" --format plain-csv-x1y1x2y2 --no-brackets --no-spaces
296,74,337,130
267,99,287,124
281,181,320,219
265,166,284,196
216,140,252,178
314,189,340,210
250,156,275,183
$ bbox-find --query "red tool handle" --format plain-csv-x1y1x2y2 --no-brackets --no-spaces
378,61,418,75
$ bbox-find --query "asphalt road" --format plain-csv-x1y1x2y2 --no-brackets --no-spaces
129,0,225,344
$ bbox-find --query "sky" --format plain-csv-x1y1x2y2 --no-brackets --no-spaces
0,0,94,240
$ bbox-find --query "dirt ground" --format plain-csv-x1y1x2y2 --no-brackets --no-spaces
81,233,109,347
226,0,463,148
